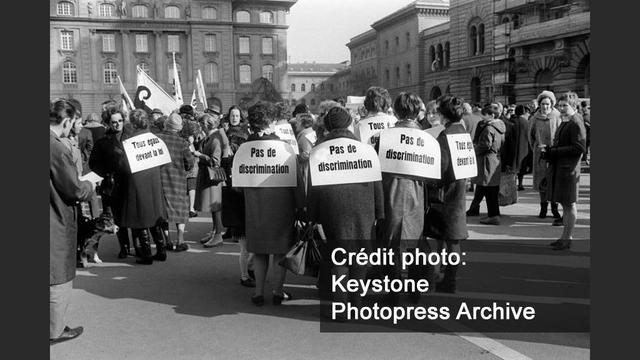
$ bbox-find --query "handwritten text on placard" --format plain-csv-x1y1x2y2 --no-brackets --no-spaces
446,133,478,180
122,132,172,173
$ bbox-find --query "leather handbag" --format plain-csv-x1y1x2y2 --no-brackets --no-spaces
207,166,227,185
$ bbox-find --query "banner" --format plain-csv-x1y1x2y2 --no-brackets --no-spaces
272,123,299,154
122,132,172,173
195,69,208,109
231,140,297,187
357,114,398,147
190,89,197,108
445,133,478,179
135,66,179,115
172,52,183,105
309,138,381,186
378,128,441,179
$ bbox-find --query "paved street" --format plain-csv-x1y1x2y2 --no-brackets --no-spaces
51,173,590,360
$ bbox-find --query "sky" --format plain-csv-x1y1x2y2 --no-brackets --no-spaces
287,0,417,64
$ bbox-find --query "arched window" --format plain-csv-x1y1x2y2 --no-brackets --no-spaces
202,7,217,19
478,24,485,54
262,65,274,82
103,62,117,84
406,32,411,49
430,86,442,100
429,45,435,69
239,64,251,84
469,25,477,55
385,68,390,86
535,69,554,94
436,44,443,69
57,1,74,16
62,61,77,83
444,42,450,68
168,62,182,85
236,10,250,23
301,83,306,92
291,83,296,92
205,62,219,84
99,3,115,17
132,5,148,18
165,6,180,19
259,11,273,24
470,77,481,103
311,83,315,92
139,62,150,75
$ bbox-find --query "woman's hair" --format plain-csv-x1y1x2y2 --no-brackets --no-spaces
297,113,315,129
67,98,82,118
425,100,438,113
247,102,273,132
515,104,526,116
292,103,309,118
50,99,76,125
364,86,392,113
85,112,100,124
480,104,494,116
180,118,201,139
393,92,422,120
556,92,579,109
200,113,220,131
317,100,340,117
437,96,465,122
129,109,149,129
155,115,168,131
227,105,244,122
101,105,125,125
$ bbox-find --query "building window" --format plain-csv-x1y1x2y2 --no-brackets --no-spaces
395,67,400,86
395,36,399,48
239,65,251,84
135,34,148,52
62,61,77,83
262,37,273,54
436,43,443,69
165,6,180,19
168,35,180,52
57,1,74,16
239,36,250,54
471,77,481,103
202,7,217,19
61,31,74,51
99,3,115,17
429,45,435,70
469,25,477,55
478,24,485,54
139,62,150,75
168,62,182,85
259,11,273,24
205,62,219,84
291,83,295,92
236,10,250,23
103,62,117,84
262,65,274,82
406,32,410,49
102,33,115,52
385,68,390,86
311,83,315,92
301,83,306,92
385,40,389,55
406,63,412,83
444,42,450,68
204,34,217,52
300,98,306,105
132,5,148,18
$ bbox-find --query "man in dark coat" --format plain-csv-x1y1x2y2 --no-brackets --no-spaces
50,99,95,345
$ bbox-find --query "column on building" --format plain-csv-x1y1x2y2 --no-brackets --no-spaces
121,30,131,82
89,29,98,82
154,31,164,83
185,31,193,84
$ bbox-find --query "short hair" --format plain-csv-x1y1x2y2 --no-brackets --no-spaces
557,92,579,109
297,113,315,129
480,104,494,116
393,92,422,120
514,104,525,116
101,105,125,125
317,100,340,117
155,115,168,131
364,86,392,113
67,98,82,118
200,113,220,131
50,99,76,125
436,96,465,122
292,103,309,118
85,112,100,124
247,102,272,132
425,100,438,113
129,109,149,130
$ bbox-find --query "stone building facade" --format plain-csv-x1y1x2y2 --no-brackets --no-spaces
285,62,349,113
50,0,296,113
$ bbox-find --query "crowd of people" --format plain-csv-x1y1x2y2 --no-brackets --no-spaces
50,86,588,342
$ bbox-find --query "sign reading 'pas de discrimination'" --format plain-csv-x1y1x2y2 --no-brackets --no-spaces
446,133,478,179
231,140,297,187
122,132,172,173
378,128,441,179
309,138,381,186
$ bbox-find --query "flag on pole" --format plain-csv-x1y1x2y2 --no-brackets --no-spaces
135,65,179,115
190,89,197,108
117,75,134,112
195,69,208,109
172,52,183,105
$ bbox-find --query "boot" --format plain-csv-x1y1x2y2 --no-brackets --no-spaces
436,264,458,293
551,202,561,219
135,229,153,265
538,202,548,218
150,226,167,262
116,228,130,259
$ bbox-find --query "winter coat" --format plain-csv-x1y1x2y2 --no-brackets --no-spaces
472,119,506,186
194,130,224,212
50,130,93,285
462,112,482,140
157,130,194,224
308,129,385,253
529,108,561,191
547,113,587,204
77,128,93,175
424,122,469,241
84,122,106,143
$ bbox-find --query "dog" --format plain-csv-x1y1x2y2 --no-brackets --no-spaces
77,212,119,268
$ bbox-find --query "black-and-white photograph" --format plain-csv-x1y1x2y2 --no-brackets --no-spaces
50,0,590,358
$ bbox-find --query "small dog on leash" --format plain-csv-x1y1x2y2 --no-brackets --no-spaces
77,213,119,268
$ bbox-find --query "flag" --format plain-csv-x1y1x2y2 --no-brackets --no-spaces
172,52,183,105
190,89,197,108
195,69,208,109
135,65,179,115
117,75,134,112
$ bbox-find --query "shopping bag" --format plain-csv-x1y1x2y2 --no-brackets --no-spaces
279,238,308,276
279,220,322,277
498,171,518,206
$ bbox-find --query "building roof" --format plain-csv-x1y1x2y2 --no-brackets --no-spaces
287,63,349,74
421,21,450,38
347,29,377,48
371,0,449,30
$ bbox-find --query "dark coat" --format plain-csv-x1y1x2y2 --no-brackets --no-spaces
50,130,94,285
221,124,250,230
462,113,482,140
194,130,224,212
547,114,587,204
157,130,194,224
500,115,530,172
424,122,469,241
78,127,93,175
308,129,385,253
473,119,506,186
84,122,106,143
89,128,128,224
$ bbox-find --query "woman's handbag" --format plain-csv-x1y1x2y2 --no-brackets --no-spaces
279,220,322,277
498,171,518,206
207,166,227,185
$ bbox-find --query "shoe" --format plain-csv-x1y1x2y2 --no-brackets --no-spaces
200,231,214,244
273,291,292,305
466,208,480,216
552,218,563,226
222,231,233,239
50,326,83,345
136,257,153,265
479,216,500,225
251,295,264,306
153,252,167,261
175,243,189,252
538,202,548,218
549,240,561,247
552,241,571,250
248,269,255,280
551,203,561,219
165,242,174,252
189,211,198,218
203,234,224,248
517,185,525,191
240,278,256,288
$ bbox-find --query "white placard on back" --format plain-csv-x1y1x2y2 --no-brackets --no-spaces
309,138,381,186
378,128,441,179
445,133,478,179
272,123,299,154
231,140,297,187
122,132,172,173
356,114,398,147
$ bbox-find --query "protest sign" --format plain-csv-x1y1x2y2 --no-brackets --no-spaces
231,140,297,187
122,132,172,173
309,138,381,186
272,123,299,154
446,133,478,179
378,128,441,179
357,114,398,147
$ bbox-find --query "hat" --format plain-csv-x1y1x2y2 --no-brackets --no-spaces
151,108,164,116
537,90,556,107
324,106,352,131
179,105,194,117
205,104,221,115
165,113,183,132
